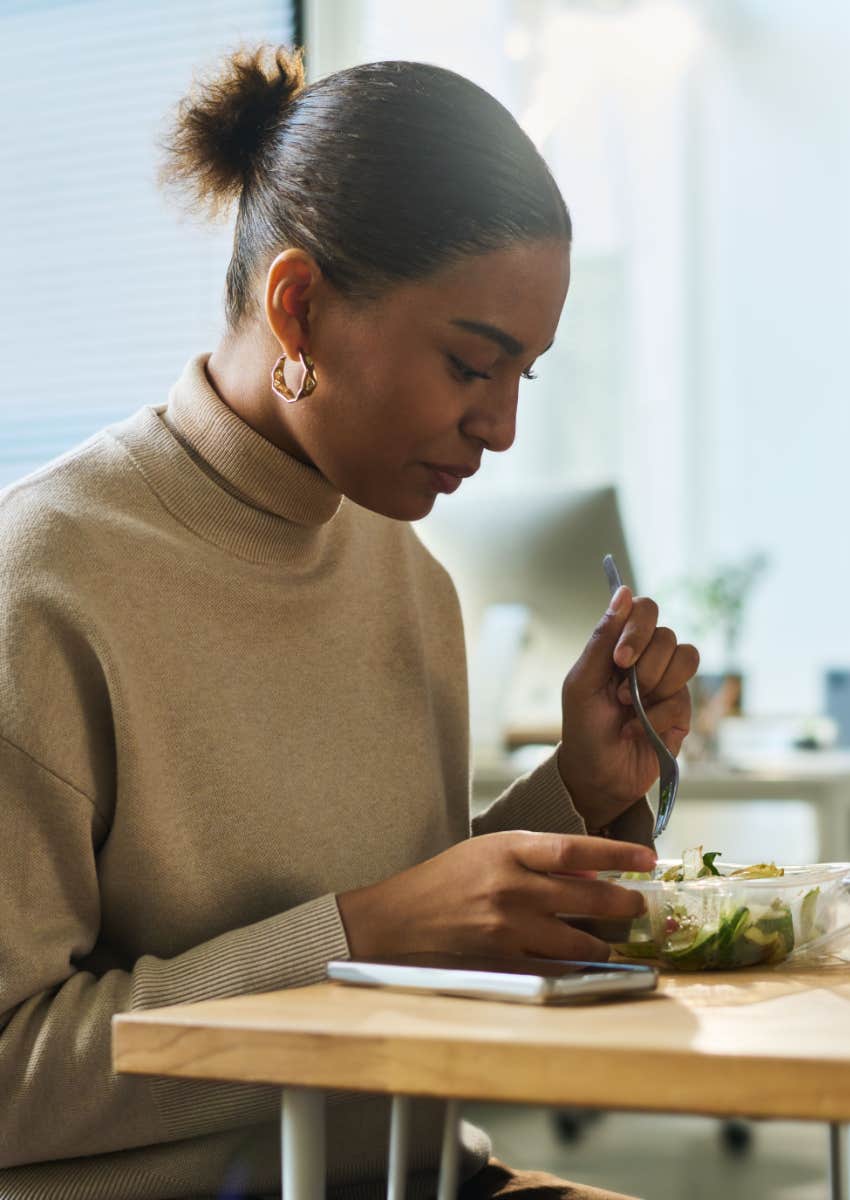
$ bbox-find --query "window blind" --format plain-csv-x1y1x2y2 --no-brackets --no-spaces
0,0,299,489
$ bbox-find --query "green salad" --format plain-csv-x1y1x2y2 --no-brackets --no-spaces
614,847,822,971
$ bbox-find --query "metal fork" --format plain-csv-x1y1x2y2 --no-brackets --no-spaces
602,554,679,839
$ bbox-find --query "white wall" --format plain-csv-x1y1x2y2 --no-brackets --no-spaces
693,1,850,710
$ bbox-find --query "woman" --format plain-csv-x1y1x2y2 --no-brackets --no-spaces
0,45,697,1200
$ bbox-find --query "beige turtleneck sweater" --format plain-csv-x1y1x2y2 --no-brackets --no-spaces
0,355,647,1200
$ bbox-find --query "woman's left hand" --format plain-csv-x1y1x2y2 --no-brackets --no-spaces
557,585,700,832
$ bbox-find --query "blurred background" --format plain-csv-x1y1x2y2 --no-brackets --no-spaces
5,0,849,864
3,0,848,704
1,2,848,1194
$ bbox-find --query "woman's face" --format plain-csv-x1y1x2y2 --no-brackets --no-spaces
280,238,570,521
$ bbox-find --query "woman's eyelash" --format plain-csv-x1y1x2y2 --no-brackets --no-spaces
448,354,490,382
448,354,538,383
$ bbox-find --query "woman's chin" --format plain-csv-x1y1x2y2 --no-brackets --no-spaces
385,496,437,522
350,488,437,523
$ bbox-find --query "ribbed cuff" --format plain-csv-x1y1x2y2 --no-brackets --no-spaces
131,893,349,1013
471,750,587,837
129,894,351,1140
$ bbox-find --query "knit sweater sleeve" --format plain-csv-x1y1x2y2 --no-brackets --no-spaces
471,750,587,837
0,486,351,1167
471,748,655,847
0,734,350,1169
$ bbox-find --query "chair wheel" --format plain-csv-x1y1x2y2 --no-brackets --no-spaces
720,1118,753,1155
552,1108,603,1143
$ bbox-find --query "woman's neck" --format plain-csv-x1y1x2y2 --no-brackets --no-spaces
206,329,312,465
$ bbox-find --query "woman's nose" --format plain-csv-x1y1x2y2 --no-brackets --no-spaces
461,387,518,454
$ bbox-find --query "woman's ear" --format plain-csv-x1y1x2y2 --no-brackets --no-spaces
265,250,319,359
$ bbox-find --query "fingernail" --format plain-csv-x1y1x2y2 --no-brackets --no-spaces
618,683,631,704
608,586,629,616
615,644,635,668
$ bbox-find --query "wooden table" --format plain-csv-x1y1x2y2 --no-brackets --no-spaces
113,963,850,1200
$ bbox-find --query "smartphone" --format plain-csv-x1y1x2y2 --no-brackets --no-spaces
327,952,657,1005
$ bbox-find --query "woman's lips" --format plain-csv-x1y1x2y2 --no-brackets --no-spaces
425,463,470,492
431,469,462,494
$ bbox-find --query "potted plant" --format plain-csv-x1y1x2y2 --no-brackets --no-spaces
681,553,770,677
669,553,770,755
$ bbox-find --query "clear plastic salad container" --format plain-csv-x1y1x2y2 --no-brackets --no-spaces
606,861,850,971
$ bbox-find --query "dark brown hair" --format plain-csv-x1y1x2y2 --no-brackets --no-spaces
159,45,571,330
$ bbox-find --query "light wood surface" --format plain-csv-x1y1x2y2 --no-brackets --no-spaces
112,964,850,1122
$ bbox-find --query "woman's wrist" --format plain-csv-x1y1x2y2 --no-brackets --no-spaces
556,743,642,834
337,885,384,959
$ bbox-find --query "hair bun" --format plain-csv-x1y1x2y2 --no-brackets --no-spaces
159,44,305,219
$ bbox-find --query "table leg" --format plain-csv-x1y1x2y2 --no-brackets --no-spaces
831,1123,849,1200
820,786,850,863
281,1087,325,1200
388,1094,412,1200
436,1099,461,1200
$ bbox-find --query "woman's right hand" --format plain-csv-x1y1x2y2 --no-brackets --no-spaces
336,832,655,962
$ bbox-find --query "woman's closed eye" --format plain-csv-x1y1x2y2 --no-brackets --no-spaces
447,353,489,383
447,353,538,384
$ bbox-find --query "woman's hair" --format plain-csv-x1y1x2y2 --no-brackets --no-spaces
159,45,571,331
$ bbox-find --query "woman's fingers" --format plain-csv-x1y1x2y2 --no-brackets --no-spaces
535,874,646,920
645,642,700,704
662,726,689,757
509,831,656,877
522,916,613,962
623,689,691,744
616,625,677,702
612,595,659,669
616,636,700,707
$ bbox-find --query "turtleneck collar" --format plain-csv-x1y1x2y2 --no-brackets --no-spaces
109,354,345,568
165,353,342,527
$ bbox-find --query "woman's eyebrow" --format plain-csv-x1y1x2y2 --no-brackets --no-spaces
449,318,554,358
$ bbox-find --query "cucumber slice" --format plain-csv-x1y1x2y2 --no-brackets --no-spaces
614,939,659,959
663,925,721,970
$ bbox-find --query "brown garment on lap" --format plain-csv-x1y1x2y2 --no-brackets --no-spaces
253,1157,640,1200
457,1158,640,1200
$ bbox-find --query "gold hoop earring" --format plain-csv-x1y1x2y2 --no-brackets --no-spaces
271,350,318,403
